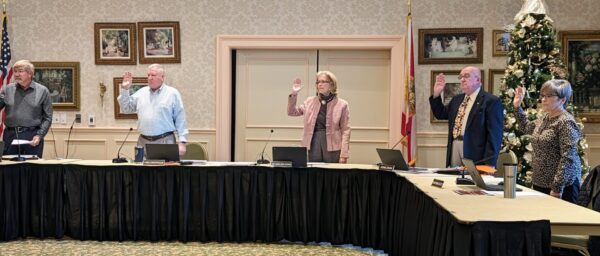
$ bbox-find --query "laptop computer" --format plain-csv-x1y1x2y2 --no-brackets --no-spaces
272,146,307,167
145,144,180,162
376,148,409,170
462,158,521,191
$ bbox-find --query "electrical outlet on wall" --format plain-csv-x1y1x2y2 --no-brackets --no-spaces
53,112,60,124
75,113,81,123
60,113,67,124
88,114,95,126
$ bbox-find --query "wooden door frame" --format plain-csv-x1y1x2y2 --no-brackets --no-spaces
216,35,405,161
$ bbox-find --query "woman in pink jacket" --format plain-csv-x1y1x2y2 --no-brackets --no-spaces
287,71,351,163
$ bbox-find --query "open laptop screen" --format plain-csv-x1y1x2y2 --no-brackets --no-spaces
272,146,307,167
145,144,180,162
376,148,409,170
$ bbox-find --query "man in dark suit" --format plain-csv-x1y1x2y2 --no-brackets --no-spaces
429,66,503,167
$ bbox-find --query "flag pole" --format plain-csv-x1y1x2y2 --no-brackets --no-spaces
2,0,6,14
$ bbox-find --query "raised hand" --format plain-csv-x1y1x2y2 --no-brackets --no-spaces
291,78,303,94
121,71,133,90
432,73,446,98
513,86,525,109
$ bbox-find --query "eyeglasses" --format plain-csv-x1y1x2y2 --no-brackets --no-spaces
540,94,558,99
457,74,471,80
315,80,331,85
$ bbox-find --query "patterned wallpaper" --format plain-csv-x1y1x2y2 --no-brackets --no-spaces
7,0,600,132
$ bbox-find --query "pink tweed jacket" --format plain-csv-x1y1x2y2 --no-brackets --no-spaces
287,94,351,158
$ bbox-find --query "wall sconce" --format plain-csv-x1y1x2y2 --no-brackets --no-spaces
99,81,107,99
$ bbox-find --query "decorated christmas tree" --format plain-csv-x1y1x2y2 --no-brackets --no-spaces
499,0,589,186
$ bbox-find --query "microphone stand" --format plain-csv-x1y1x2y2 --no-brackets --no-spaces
12,127,26,161
256,129,273,164
65,118,77,159
113,128,133,163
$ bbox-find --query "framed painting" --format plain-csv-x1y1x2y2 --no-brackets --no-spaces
94,23,137,65
492,30,511,56
488,69,505,96
418,28,483,64
137,21,181,64
32,61,80,110
559,30,600,122
430,70,485,123
113,76,147,119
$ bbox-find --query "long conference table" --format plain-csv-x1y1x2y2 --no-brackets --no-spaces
1,159,600,256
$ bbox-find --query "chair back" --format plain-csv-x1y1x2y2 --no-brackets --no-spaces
494,150,517,177
181,143,208,160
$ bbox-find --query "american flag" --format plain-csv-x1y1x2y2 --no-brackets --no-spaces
0,12,12,137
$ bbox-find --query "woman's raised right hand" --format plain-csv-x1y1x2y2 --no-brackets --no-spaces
513,86,525,109
291,78,303,94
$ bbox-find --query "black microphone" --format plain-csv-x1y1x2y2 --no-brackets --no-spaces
64,117,77,159
391,131,410,150
256,129,274,164
113,127,133,163
12,127,26,161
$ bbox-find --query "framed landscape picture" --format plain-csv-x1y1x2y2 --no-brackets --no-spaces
559,30,600,122
419,28,483,64
94,23,137,65
488,69,505,96
32,61,80,110
137,21,181,64
492,30,511,56
113,76,147,119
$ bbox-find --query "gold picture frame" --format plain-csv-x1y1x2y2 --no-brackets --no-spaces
94,23,137,65
559,30,600,122
492,30,511,57
488,69,505,96
32,61,80,110
137,21,181,64
418,28,483,64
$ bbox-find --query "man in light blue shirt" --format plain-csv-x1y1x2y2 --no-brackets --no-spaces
117,64,188,156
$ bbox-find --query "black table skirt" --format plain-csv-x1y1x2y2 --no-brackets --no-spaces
0,163,550,255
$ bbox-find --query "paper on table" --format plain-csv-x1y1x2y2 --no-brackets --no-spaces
11,139,31,145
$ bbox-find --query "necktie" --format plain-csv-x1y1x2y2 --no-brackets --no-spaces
453,96,471,139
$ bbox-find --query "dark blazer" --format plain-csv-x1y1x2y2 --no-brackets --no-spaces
429,89,503,167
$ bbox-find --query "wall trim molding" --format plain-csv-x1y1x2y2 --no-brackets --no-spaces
216,35,405,160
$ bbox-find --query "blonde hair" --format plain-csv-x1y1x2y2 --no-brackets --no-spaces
315,70,338,94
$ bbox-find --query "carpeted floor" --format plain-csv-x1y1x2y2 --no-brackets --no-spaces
0,238,386,255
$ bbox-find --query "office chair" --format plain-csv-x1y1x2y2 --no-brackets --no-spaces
494,150,517,177
181,142,208,160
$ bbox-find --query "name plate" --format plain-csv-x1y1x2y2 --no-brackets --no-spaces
377,163,395,171
143,160,166,166
271,161,293,167
431,179,444,188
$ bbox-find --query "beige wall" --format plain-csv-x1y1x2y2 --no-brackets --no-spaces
7,0,600,163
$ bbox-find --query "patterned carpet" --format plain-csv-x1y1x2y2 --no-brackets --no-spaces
0,238,386,255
